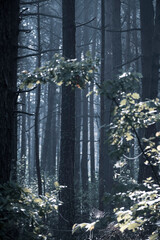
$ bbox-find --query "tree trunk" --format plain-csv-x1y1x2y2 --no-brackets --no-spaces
0,0,19,184
21,92,26,184
112,0,122,76
58,0,76,239
138,0,159,183
99,0,106,211
35,0,42,195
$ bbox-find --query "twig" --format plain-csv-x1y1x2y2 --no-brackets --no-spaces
16,86,37,94
76,17,96,28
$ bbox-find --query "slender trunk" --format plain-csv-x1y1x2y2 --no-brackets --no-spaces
99,0,106,211
35,0,42,195
90,82,95,184
27,92,31,184
81,87,89,220
125,0,131,71
21,92,26,184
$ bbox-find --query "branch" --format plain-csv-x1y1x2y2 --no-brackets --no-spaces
19,29,32,33
22,12,62,20
114,55,141,70
19,8,28,15
76,17,96,28
22,11,101,31
16,86,37,94
14,111,34,116
77,42,93,48
18,45,38,52
105,28,141,33
20,0,49,5
17,48,61,59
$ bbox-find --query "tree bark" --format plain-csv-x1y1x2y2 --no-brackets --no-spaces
0,0,19,184
58,0,76,239
35,0,42,195
112,0,122,76
138,0,159,183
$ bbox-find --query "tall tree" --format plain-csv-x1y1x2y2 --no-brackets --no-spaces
112,0,122,75
58,0,76,239
0,0,20,183
138,0,160,183
99,0,106,211
35,0,42,195
99,0,114,211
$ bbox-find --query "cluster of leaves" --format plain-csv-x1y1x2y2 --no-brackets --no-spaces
0,182,60,240
114,178,160,240
19,53,98,90
100,73,160,167
100,72,160,239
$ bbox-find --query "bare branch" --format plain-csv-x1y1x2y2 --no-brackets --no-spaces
16,86,37,94
22,12,62,20
105,28,141,33
20,8,28,15
17,48,61,59
20,0,49,5
18,45,38,52
114,55,141,69
19,29,32,33
76,17,96,28
14,111,34,116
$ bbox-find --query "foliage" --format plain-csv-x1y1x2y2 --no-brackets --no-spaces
100,72,160,239
0,182,60,240
100,72,160,172
19,53,98,90
114,178,160,239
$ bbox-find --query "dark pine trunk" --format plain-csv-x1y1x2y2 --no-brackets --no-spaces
58,1,76,239
0,0,19,184
138,0,159,183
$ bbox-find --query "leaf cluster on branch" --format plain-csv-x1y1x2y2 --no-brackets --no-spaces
19,52,99,90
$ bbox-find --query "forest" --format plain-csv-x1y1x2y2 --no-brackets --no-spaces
0,0,160,239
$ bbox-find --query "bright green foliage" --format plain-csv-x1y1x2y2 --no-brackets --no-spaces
19,53,98,90
0,182,60,240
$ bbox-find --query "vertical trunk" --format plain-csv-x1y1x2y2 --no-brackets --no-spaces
112,0,122,75
140,0,154,101
151,0,160,100
104,0,113,194
81,87,89,220
90,82,95,184
27,92,31,184
81,0,90,220
75,7,82,221
0,0,19,184
35,0,42,195
138,0,157,183
125,0,131,70
132,0,139,72
99,0,106,211
21,92,26,184
41,84,56,176
58,1,76,239
50,89,57,177
90,0,98,187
